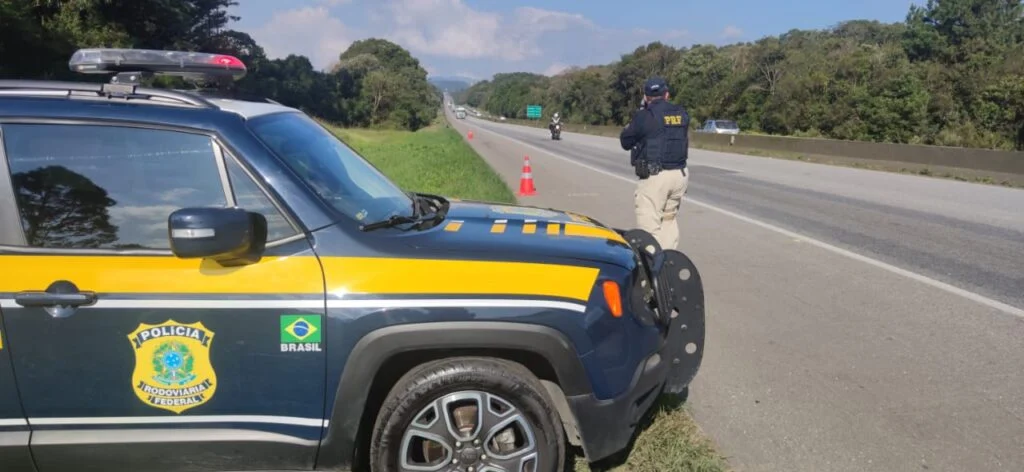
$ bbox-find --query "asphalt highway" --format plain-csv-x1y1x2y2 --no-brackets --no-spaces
447,109,1024,472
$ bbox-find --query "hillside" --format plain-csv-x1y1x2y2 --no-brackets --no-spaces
429,77,473,94
455,0,1024,151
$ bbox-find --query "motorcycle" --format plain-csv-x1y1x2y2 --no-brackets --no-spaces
550,122,561,140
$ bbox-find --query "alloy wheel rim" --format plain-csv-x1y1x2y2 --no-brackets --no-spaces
398,390,539,472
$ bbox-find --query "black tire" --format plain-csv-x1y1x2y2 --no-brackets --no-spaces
369,357,565,472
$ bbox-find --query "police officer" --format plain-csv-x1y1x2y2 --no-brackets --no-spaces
619,76,690,251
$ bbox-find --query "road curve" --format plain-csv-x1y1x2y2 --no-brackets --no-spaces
446,109,1024,472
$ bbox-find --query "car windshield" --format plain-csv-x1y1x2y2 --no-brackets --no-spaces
716,120,739,129
248,112,413,224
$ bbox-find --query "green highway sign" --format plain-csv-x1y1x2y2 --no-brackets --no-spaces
526,105,542,119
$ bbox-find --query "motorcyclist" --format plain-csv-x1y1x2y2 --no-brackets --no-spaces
548,112,562,139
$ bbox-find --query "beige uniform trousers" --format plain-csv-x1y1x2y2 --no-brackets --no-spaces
634,167,689,250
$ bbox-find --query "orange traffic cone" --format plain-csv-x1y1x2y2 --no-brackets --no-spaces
467,130,474,140
518,155,536,196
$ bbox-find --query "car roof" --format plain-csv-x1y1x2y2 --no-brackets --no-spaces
0,79,300,120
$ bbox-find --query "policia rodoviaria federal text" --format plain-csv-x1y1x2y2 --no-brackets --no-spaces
619,76,690,251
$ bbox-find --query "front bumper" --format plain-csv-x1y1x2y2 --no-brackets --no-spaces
567,229,706,462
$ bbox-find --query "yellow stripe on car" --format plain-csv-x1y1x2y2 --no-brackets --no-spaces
320,257,598,301
0,255,325,294
0,255,599,302
562,222,628,245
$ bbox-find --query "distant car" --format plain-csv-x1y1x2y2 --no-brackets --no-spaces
699,119,740,135
455,106,466,119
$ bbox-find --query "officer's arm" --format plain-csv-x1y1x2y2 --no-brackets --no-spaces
619,111,646,150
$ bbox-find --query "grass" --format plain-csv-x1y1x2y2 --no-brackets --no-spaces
326,118,516,204
326,114,730,472
572,395,730,472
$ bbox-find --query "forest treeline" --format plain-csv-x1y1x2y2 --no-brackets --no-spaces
456,0,1024,150
0,0,439,131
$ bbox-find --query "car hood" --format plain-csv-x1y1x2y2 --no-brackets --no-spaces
407,200,637,269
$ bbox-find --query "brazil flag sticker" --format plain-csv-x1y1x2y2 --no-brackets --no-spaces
280,315,322,352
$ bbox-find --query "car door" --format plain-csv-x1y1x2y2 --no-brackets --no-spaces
0,312,34,472
0,121,327,472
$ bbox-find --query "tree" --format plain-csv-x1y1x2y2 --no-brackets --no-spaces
12,166,118,248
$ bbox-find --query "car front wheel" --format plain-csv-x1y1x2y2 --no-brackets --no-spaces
369,357,565,472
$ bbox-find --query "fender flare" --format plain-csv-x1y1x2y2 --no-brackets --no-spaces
315,321,593,469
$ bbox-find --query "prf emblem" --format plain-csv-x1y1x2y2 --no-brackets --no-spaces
664,115,683,126
128,320,217,414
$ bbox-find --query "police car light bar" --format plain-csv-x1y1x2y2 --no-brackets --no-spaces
69,48,246,80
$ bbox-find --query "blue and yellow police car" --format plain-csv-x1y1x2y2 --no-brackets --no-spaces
0,48,705,472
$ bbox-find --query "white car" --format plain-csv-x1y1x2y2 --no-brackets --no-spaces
699,119,740,135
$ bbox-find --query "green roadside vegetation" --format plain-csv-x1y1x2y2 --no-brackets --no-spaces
326,116,515,204
329,113,730,472
576,398,730,472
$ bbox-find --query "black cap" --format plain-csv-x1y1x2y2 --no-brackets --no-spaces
644,76,668,96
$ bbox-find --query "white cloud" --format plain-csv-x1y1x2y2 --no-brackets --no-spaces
544,63,569,76
374,0,598,61
242,1,704,78
515,7,594,31
109,205,181,248
250,6,354,70
383,0,508,59
722,25,744,40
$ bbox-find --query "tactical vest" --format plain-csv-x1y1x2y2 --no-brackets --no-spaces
644,101,689,170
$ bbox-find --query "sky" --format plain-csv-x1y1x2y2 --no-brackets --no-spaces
228,0,921,82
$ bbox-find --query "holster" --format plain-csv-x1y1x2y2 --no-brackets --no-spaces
634,159,662,180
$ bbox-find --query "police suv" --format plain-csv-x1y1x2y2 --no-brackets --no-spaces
0,49,705,472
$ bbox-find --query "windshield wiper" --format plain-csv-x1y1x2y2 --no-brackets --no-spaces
359,214,422,232
360,194,449,232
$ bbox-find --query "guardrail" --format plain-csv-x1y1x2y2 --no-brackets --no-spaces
689,133,1024,176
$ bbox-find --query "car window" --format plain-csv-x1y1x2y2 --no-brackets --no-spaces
223,154,300,241
2,123,227,250
247,112,413,224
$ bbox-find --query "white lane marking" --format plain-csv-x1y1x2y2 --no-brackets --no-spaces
28,415,328,428
690,162,746,173
0,298,585,313
0,418,28,427
468,122,1024,319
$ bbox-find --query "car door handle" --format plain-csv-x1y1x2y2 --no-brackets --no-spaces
14,281,97,319
15,291,96,307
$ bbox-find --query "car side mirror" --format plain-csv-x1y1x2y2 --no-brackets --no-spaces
168,207,267,267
